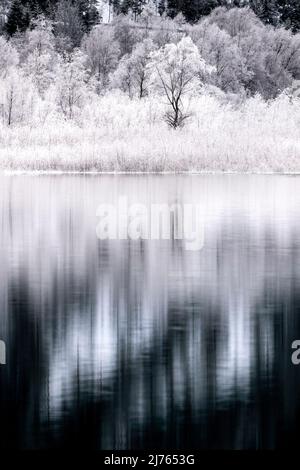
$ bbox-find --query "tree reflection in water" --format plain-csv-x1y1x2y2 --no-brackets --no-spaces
0,175,300,449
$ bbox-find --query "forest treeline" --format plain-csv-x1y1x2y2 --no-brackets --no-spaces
1,1,300,35
0,1,300,130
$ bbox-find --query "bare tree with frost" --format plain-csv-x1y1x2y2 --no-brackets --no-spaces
148,36,212,128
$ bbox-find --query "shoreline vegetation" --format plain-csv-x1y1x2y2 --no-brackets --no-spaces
1,93,300,173
1,3,300,172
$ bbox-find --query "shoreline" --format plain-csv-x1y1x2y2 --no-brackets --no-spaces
2,170,300,176
1,94,300,175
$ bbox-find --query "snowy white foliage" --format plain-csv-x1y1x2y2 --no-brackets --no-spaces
1,92,300,173
82,26,120,92
0,7,300,171
23,49,57,95
52,51,93,120
111,38,156,98
193,22,251,93
0,36,19,77
148,37,213,126
0,68,37,126
20,19,58,94
148,36,213,94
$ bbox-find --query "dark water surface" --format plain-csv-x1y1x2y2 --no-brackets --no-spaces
0,174,300,449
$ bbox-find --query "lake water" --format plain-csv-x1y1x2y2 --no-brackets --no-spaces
0,174,300,449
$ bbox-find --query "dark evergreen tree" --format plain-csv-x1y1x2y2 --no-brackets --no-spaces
158,0,166,15
6,0,99,37
166,0,184,19
6,0,59,35
6,0,30,35
277,0,300,31
111,0,122,15
182,0,221,22
162,0,225,22
54,0,84,47
76,0,100,32
131,0,146,18
120,0,146,19
250,0,280,25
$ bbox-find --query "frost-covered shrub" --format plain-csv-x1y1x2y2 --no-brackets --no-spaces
1,92,300,173
0,68,38,126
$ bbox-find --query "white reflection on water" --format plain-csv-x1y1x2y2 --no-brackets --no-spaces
0,175,300,449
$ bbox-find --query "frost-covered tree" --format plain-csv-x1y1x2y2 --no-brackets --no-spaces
258,26,300,97
20,18,58,94
111,38,155,97
54,0,84,49
210,8,300,97
110,53,135,96
200,6,298,97
0,37,19,78
138,2,159,33
148,36,211,127
23,50,55,94
0,68,37,125
24,17,55,55
81,26,120,92
194,21,251,92
206,6,263,41
112,14,142,56
150,16,181,47
2,0,300,118
54,50,92,119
